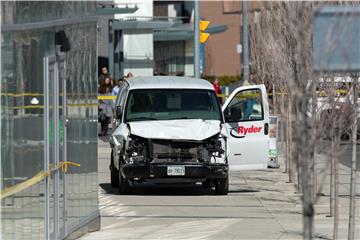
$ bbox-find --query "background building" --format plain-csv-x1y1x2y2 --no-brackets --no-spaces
200,1,272,79
100,0,193,79
98,0,226,80
1,2,99,239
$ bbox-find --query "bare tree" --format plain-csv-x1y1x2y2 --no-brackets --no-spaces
348,75,358,240
247,1,360,239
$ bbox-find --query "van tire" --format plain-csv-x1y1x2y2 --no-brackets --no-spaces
215,176,228,195
111,166,119,188
202,179,214,188
110,153,119,188
119,169,133,195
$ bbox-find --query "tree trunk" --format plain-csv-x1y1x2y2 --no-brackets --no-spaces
348,79,358,240
285,96,290,174
281,92,286,152
311,84,318,201
330,129,335,217
302,157,315,240
333,133,339,240
298,97,315,240
303,209,314,240
302,160,315,239
288,96,293,183
272,83,276,115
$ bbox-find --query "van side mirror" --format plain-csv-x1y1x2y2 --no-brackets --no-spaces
264,123,269,135
116,106,122,119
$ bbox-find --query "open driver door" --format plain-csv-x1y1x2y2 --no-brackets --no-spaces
222,84,269,170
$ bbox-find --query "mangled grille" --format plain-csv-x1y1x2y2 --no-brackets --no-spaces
150,140,199,163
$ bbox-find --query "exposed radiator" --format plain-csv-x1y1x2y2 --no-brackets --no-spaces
150,140,199,163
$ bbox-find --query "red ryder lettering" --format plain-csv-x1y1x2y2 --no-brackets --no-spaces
238,125,262,135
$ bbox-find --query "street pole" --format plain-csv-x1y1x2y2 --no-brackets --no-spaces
241,0,249,85
108,20,114,78
194,0,200,79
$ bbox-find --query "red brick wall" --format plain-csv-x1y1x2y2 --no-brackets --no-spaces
200,1,242,76
200,1,275,77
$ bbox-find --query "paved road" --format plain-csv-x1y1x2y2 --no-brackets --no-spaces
81,139,289,240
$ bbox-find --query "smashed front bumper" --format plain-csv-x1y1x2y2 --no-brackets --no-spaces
121,163,228,179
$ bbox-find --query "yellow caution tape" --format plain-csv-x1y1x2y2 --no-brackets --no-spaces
61,161,81,173
0,93,44,97
67,104,98,108
1,89,353,105
98,95,116,100
216,92,287,98
12,105,45,109
0,161,80,200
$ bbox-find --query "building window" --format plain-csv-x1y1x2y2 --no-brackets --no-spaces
154,41,185,76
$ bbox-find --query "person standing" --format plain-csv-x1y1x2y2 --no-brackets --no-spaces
213,78,223,104
111,79,121,96
98,67,110,86
98,77,113,136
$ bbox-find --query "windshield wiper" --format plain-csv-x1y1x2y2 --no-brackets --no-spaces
167,117,191,120
128,117,157,122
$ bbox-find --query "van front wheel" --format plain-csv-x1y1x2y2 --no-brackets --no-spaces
119,170,133,195
110,165,119,188
110,152,119,188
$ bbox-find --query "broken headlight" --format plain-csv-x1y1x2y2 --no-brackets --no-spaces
125,135,148,164
199,134,226,163
205,136,225,157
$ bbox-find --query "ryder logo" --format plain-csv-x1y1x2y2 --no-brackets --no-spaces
238,125,262,135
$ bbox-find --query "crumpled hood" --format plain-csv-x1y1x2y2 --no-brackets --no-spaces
128,119,221,141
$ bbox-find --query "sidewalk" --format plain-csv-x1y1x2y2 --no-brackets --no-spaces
81,139,359,240
241,147,360,239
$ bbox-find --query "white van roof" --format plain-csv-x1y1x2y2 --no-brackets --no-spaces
125,76,214,90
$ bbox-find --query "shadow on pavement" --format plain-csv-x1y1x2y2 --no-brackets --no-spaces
99,183,118,194
229,189,259,193
99,182,258,196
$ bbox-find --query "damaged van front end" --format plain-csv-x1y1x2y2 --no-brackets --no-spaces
110,119,229,194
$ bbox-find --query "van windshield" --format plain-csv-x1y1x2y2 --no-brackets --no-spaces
124,89,222,122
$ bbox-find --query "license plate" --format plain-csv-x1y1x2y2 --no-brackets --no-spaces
167,166,185,176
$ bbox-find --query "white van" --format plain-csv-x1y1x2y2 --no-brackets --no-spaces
109,76,269,195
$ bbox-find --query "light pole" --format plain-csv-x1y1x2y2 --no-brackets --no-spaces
241,0,249,85
194,0,200,78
